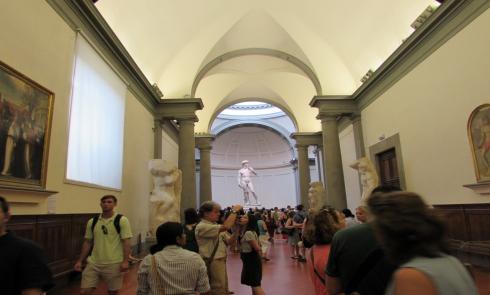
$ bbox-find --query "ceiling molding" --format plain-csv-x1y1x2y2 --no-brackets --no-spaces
155,98,204,121
191,48,323,97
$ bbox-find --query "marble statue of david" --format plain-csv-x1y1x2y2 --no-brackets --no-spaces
238,160,260,205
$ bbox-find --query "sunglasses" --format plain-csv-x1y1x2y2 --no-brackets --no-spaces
101,225,108,235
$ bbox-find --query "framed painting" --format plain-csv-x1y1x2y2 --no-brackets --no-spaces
0,60,54,189
468,104,490,183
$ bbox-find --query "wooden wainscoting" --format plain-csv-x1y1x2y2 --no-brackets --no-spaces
434,204,490,268
9,214,97,278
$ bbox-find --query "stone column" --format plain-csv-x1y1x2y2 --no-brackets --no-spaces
195,135,214,205
155,98,204,214
178,119,197,210
351,115,366,158
153,119,163,159
320,115,347,209
310,96,357,210
295,144,310,206
291,132,323,207
313,146,324,183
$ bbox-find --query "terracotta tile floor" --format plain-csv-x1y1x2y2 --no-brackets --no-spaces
49,236,490,295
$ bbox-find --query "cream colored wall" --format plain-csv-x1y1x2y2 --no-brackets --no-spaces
0,1,154,225
361,9,490,205
119,91,154,243
162,130,179,167
339,125,362,210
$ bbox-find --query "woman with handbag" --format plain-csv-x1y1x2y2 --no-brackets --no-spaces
239,214,266,295
137,222,210,295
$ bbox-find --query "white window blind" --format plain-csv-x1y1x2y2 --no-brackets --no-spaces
66,35,126,189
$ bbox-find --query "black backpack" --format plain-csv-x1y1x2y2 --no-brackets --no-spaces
183,224,199,253
91,214,123,236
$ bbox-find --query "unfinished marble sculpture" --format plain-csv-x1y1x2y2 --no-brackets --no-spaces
350,157,379,200
148,159,182,237
308,181,326,211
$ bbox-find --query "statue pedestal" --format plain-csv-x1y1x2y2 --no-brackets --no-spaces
244,203,262,210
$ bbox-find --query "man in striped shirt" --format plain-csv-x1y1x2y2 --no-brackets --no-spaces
137,222,210,294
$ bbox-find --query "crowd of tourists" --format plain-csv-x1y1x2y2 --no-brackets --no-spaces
0,185,479,295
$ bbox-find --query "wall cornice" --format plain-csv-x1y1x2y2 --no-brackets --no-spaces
353,0,490,111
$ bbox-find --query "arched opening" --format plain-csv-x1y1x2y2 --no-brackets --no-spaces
198,100,319,208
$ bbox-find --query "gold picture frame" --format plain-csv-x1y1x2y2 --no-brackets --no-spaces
0,60,54,189
468,104,490,183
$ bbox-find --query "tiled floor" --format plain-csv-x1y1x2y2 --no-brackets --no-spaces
50,236,490,294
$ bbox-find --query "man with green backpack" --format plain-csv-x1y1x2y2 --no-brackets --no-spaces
74,195,133,295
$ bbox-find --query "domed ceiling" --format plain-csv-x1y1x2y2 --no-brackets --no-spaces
211,126,293,169
95,0,440,132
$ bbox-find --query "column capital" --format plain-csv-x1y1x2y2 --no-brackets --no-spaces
290,132,323,146
155,98,204,122
310,96,358,119
195,133,215,150
349,113,362,123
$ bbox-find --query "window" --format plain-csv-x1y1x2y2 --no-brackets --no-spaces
66,35,126,189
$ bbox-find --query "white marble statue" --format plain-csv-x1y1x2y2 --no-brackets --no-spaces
238,160,259,205
350,157,379,200
308,181,326,211
148,159,182,237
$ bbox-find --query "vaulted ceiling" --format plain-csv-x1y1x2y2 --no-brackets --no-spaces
96,0,439,132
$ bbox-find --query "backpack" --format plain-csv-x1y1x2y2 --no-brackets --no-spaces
91,214,123,236
183,224,199,253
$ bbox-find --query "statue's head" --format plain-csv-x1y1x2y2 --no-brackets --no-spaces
241,160,249,168
308,182,326,210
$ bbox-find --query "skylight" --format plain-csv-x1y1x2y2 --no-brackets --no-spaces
220,101,283,116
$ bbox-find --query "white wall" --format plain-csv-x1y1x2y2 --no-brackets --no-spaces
162,130,179,166
339,125,362,210
211,167,297,208
361,8,490,205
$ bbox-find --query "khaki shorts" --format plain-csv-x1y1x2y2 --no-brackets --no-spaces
81,262,123,291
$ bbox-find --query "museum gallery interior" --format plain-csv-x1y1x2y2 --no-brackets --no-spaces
1,0,490,293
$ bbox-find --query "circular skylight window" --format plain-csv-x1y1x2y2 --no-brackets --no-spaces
220,101,283,116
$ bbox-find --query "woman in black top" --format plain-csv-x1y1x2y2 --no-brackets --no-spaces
182,208,200,253
239,214,265,295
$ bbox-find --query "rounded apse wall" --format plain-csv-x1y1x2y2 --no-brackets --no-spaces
208,125,297,208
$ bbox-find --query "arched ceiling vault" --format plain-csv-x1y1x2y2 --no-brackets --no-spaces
191,48,322,97
96,0,440,131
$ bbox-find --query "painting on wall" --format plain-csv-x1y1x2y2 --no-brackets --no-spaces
468,104,490,183
0,60,54,189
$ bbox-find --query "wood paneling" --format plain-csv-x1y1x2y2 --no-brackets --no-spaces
9,214,96,278
434,204,490,268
